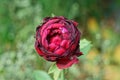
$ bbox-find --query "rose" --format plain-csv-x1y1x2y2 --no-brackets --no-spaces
35,16,82,69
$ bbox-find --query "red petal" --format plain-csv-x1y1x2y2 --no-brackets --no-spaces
43,17,51,22
50,36,62,45
60,40,70,49
35,42,45,56
70,44,76,51
54,48,65,55
42,30,48,48
75,52,83,56
40,19,60,35
49,43,57,52
47,23,64,29
62,33,70,39
71,20,78,26
56,56,78,69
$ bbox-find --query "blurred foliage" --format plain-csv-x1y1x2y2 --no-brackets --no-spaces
0,0,120,80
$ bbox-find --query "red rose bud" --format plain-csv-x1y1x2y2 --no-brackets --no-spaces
35,16,82,69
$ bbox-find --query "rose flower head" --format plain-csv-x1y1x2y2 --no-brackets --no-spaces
35,16,82,69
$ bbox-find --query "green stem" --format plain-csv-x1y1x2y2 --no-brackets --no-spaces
61,69,65,80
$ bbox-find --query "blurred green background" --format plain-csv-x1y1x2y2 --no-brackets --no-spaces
0,0,120,80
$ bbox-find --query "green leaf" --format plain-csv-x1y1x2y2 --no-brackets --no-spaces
48,63,58,74
80,39,92,56
48,63,62,80
51,13,55,17
53,69,61,80
33,70,52,80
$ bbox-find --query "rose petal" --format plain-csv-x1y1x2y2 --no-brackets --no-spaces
36,30,41,43
71,20,78,26
49,43,57,52
41,19,60,35
49,56,57,61
54,48,65,55
42,30,48,48
60,40,70,49
47,23,64,30
70,44,76,51
62,33,70,39
43,17,51,22
35,42,45,56
45,56,57,61
56,56,78,69
50,36,62,45
60,27,68,33
75,47,83,56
